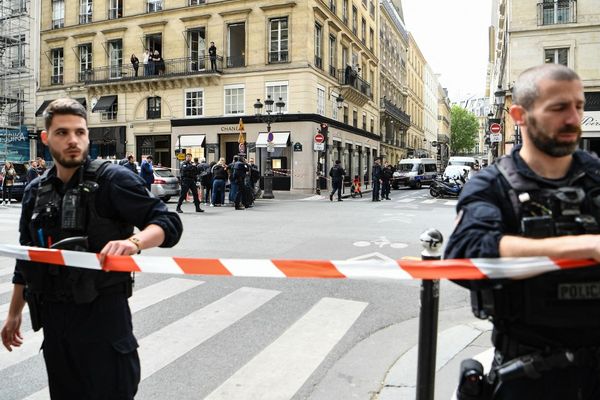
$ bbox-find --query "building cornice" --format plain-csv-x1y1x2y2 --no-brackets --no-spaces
179,14,212,23
139,21,168,29
101,27,127,35
260,1,297,12
219,8,252,18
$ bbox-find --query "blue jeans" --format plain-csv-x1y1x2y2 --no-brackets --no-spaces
212,179,226,205
229,181,238,203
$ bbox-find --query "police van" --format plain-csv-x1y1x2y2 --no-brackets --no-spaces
443,156,476,179
392,158,437,189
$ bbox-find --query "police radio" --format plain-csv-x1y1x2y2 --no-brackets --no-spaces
61,181,98,231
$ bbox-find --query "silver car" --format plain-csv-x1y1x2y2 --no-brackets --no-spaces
150,167,181,202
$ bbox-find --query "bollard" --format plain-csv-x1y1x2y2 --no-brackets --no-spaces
415,228,443,400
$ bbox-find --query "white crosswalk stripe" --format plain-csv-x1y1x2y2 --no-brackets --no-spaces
0,265,13,277
0,278,204,372
5,281,373,400
205,297,367,400
398,198,416,203
0,281,14,295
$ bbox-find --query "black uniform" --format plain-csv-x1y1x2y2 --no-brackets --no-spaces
177,160,201,211
12,158,182,400
381,166,393,200
371,163,382,201
232,160,248,209
446,147,600,399
329,164,345,201
209,44,217,71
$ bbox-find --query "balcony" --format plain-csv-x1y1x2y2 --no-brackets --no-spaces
226,55,244,68
537,0,576,25
80,55,223,86
381,98,410,128
338,68,372,106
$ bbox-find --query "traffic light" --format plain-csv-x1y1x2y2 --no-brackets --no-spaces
320,123,328,137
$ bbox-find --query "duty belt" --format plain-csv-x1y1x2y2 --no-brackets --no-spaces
41,281,132,303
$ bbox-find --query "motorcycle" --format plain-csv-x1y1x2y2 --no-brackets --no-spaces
429,173,466,198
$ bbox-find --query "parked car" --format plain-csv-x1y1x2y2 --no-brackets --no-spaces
0,162,28,202
134,165,180,202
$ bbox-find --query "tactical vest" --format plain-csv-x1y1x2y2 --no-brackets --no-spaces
180,161,196,180
20,160,134,304
472,155,600,351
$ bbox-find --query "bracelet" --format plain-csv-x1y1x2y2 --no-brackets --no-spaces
128,236,142,251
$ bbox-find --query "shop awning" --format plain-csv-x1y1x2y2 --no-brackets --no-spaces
35,100,54,116
74,97,87,109
255,132,290,148
92,95,117,112
175,134,205,147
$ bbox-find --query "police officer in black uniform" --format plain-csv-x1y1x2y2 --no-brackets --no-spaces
176,153,203,213
0,98,183,400
371,157,382,201
446,64,600,399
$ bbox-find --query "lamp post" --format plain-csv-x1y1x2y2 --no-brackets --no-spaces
254,95,285,199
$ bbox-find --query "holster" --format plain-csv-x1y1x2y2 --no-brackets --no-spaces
24,290,43,332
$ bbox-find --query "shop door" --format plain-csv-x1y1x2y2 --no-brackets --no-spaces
225,141,238,164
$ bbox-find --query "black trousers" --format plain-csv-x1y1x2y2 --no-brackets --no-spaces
2,184,12,202
41,293,140,400
372,179,380,200
177,179,200,208
381,180,391,198
234,178,246,207
331,180,342,200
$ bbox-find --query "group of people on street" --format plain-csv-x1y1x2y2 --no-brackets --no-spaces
370,158,394,201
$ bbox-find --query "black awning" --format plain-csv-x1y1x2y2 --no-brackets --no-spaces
92,95,117,112
74,97,87,109
35,100,54,117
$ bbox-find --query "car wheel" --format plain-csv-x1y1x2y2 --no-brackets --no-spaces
414,181,422,189
162,196,171,203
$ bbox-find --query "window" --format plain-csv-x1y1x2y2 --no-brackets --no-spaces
187,28,206,71
269,17,289,63
539,0,576,25
342,0,348,24
545,48,568,66
331,92,340,120
314,23,323,69
369,27,374,51
227,23,246,68
329,0,336,14
52,0,64,28
343,106,348,124
189,0,205,4
317,87,325,115
147,97,161,119
108,0,122,19
51,48,63,84
147,0,162,12
362,113,367,130
78,44,92,82
341,45,348,68
101,101,118,121
224,85,244,115
108,39,122,79
328,35,337,77
361,18,366,44
369,0,375,17
79,0,92,24
370,117,374,133
185,89,204,117
352,110,357,127
266,81,288,113
352,5,358,35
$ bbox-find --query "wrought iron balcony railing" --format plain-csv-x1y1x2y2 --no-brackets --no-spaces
79,55,223,84
537,0,576,25
381,98,411,127
338,69,372,98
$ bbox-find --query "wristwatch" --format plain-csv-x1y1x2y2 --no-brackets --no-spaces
128,236,142,251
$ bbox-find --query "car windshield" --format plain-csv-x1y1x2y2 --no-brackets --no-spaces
155,169,175,178
398,163,417,172
448,161,474,167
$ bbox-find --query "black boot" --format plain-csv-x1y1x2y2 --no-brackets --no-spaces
196,207,204,213
176,207,183,213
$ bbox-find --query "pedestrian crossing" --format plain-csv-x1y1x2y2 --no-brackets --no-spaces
301,192,458,207
0,272,369,400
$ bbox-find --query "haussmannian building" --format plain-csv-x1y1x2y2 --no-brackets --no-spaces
422,63,438,158
489,0,600,155
35,0,381,191
406,33,425,157
378,0,410,164
436,82,451,169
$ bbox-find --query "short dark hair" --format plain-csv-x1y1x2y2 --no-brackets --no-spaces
147,155,153,160
186,153,192,157
43,98,87,130
335,160,341,164
512,64,581,110
127,155,134,160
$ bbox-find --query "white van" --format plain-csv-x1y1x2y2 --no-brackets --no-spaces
444,156,476,179
393,158,438,189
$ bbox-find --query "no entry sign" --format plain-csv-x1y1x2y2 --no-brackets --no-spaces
314,133,325,143
489,123,502,134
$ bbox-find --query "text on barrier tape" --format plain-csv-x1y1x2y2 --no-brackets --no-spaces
0,244,597,280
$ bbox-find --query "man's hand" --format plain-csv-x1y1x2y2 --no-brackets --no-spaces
1,314,23,352
100,239,139,257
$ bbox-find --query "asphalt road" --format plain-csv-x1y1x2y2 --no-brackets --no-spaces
0,187,471,400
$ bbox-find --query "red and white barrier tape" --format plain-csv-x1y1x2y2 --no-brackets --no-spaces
0,244,597,280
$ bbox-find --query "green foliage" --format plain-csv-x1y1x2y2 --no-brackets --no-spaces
449,105,479,155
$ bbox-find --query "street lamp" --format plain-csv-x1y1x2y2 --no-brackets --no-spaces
254,94,285,199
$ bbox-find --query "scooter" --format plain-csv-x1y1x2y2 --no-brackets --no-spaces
429,174,465,198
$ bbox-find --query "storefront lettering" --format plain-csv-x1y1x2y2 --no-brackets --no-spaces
582,112,600,132
0,130,27,143
582,116,600,127
220,126,239,132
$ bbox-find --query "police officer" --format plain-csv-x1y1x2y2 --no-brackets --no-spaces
381,161,393,200
176,153,203,213
0,98,183,399
446,64,600,399
328,159,345,202
371,157,382,202
232,155,248,210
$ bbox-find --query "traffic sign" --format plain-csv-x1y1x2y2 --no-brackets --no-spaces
490,133,502,143
314,142,325,151
176,153,186,161
267,142,275,153
489,123,502,134
314,133,325,143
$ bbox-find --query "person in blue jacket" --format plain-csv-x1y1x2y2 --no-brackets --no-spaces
140,155,154,190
